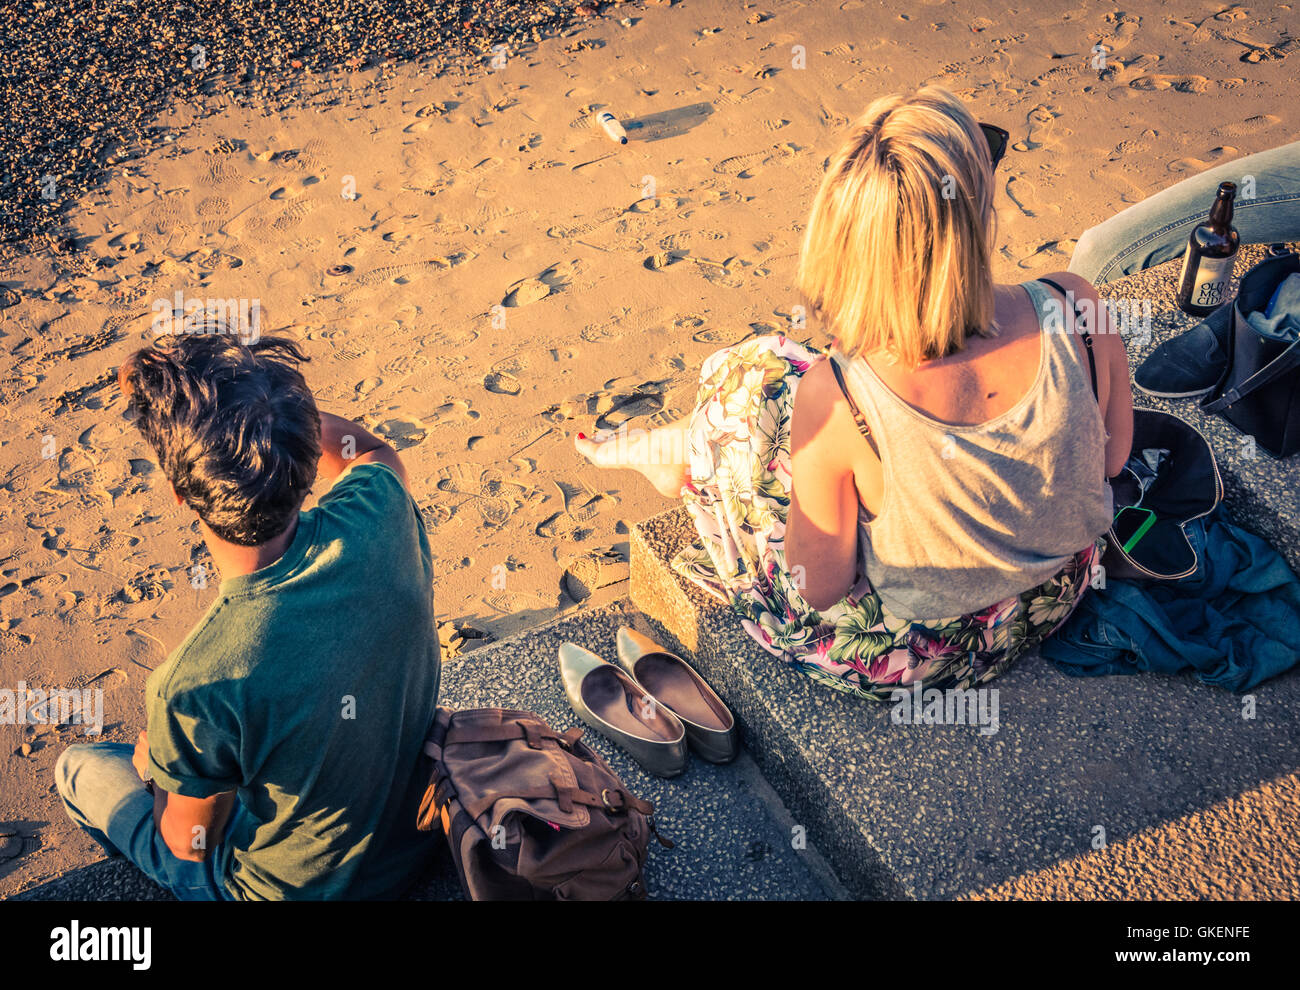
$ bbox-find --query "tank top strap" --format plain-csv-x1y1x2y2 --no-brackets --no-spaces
1020,279,1066,329
1020,279,1100,402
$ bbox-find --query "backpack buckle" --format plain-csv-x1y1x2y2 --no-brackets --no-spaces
600,788,625,813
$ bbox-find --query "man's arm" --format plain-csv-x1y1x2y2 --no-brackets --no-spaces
316,411,409,491
153,786,237,863
134,729,236,862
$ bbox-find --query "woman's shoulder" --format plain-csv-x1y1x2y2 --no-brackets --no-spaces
793,356,853,444
791,356,841,435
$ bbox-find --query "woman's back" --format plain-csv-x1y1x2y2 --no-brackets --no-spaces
829,277,1115,621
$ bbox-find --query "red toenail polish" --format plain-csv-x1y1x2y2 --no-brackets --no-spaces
577,432,586,440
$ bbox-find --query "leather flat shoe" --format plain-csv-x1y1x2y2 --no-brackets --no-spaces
615,628,739,764
558,642,688,778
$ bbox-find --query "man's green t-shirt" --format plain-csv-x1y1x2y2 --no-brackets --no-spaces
145,462,440,900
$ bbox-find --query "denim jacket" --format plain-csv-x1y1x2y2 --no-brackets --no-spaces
1042,508,1300,693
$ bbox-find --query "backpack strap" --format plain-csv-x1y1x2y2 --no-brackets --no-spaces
827,356,881,458
439,719,583,750
1038,277,1099,403
1202,339,1300,413
465,779,655,820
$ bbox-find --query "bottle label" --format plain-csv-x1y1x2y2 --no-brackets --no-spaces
1182,252,1235,309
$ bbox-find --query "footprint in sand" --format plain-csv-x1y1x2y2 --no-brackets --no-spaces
1214,114,1281,137
484,355,527,396
108,230,143,253
1242,36,1299,63
191,247,242,270
644,252,685,272
503,265,572,307
1128,74,1240,94
629,197,681,215
1099,51,1159,83
1105,127,1159,162
143,197,187,236
1029,60,1086,89
503,278,550,307
428,399,481,424
1008,239,1078,270
1167,146,1237,174
1005,175,1047,218
346,254,475,292
1102,11,1142,52
482,590,555,615
484,370,522,395
196,196,229,217
436,466,543,528
596,390,666,432
382,354,429,378
541,377,667,429
201,155,243,187
371,415,427,450
1012,105,1062,152
546,205,625,240
419,502,457,531
272,199,317,232
1081,166,1144,205
689,323,757,346
561,547,628,604
537,482,619,540
47,371,118,417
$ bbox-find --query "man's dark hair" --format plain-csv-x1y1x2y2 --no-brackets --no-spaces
121,334,321,546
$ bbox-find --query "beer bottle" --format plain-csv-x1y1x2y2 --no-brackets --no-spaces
1175,181,1239,316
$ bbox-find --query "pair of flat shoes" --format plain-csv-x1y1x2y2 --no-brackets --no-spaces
559,628,739,778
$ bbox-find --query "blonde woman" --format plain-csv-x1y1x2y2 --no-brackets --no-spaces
576,86,1132,700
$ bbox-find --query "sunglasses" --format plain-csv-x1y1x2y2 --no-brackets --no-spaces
980,122,1010,169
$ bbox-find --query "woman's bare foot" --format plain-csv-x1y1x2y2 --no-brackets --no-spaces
574,425,690,498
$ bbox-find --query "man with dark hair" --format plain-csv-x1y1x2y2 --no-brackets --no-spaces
55,332,440,900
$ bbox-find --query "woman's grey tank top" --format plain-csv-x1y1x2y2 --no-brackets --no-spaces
830,279,1113,622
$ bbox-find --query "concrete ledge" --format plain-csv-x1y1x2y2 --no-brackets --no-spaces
629,250,1300,898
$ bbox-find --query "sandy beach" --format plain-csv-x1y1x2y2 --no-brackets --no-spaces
1,0,1295,897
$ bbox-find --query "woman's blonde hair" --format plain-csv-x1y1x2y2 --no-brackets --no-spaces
797,86,998,368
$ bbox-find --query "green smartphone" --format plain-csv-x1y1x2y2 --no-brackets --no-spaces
1113,505,1158,554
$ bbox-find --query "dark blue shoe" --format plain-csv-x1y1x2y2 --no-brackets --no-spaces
1134,305,1231,398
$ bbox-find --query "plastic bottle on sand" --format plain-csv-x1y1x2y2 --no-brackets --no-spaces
597,111,628,144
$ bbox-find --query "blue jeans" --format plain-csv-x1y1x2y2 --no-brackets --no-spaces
56,742,243,901
1069,141,1300,285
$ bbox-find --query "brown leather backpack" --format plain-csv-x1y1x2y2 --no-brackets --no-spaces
416,707,670,900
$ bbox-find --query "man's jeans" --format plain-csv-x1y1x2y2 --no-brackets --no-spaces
56,742,242,901
1069,141,1300,285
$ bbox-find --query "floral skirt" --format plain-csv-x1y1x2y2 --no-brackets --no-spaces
670,334,1106,702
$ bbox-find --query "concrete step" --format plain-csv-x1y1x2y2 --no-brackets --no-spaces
627,250,1300,899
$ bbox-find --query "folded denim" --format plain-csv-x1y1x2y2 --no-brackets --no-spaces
1042,507,1300,693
